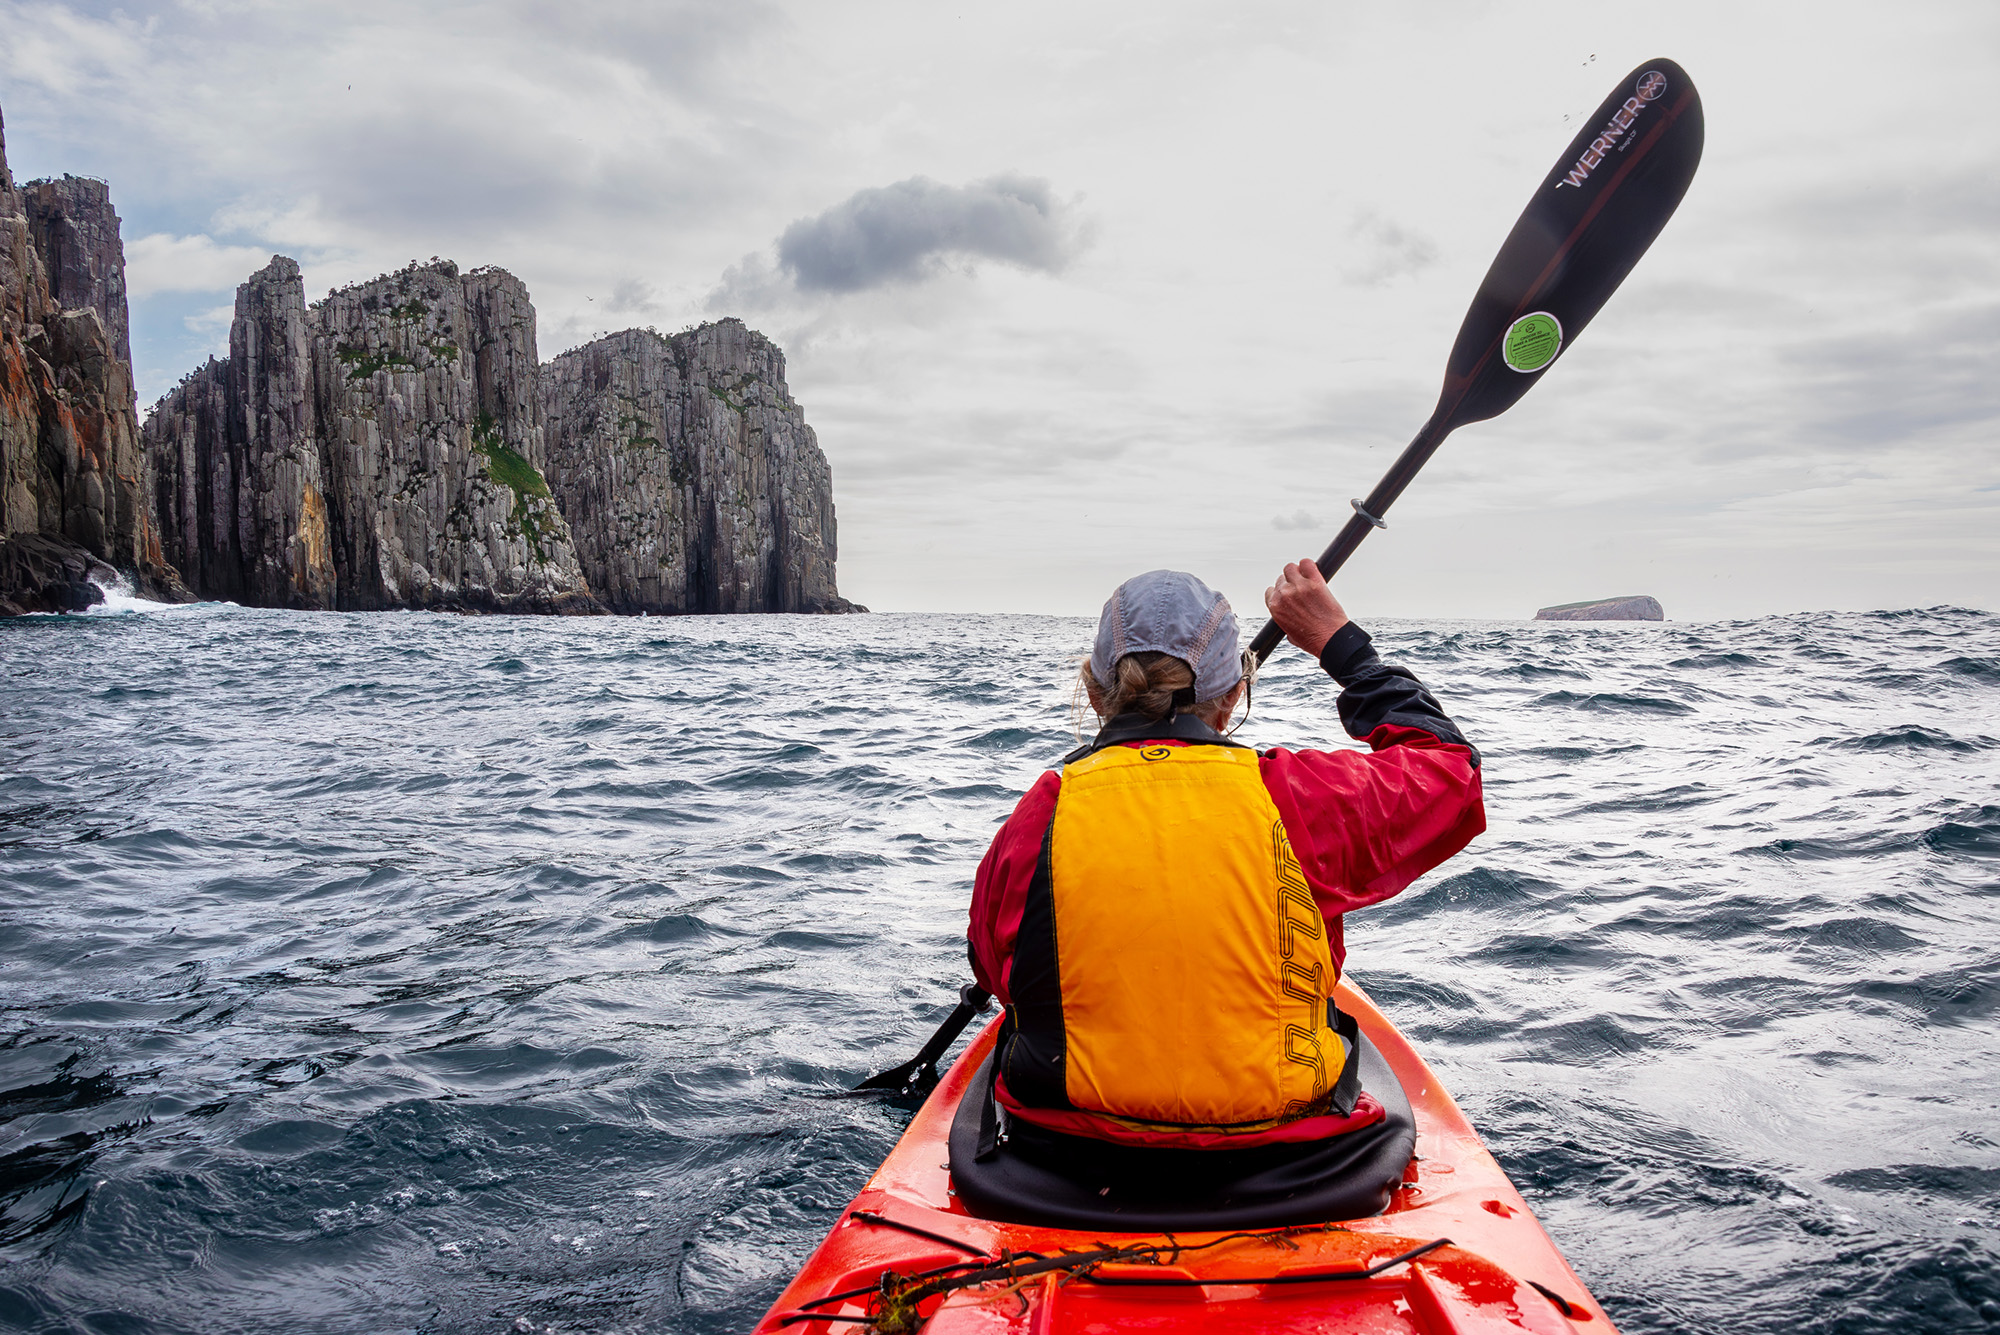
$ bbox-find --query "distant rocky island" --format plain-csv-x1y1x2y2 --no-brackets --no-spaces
0,104,857,618
1535,595,1664,621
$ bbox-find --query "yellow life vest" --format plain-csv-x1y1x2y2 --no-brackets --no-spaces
1000,739,1348,1133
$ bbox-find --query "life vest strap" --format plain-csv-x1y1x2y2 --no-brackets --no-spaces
974,1049,1006,1162
1327,1003,1362,1117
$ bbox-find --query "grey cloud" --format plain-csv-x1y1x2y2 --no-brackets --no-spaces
822,399,1151,487
1343,209,1439,287
1774,169,2000,240
1784,298,2000,448
776,174,1082,293
514,0,777,94
285,91,757,242
1,0,790,242
1247,380,1437,454
606,279,664,315
704,253,787,313
0,0,802,389
1272,510,1319,531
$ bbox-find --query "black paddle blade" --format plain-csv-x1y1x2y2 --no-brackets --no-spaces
848,984,991,1098
1437,58,1704,431
851,1058,938,1098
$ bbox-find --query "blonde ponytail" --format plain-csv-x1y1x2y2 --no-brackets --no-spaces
1072,650,1252,737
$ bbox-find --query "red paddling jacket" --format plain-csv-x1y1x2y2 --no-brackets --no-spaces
966,623,1484,1148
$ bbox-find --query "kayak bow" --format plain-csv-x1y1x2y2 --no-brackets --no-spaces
757,977,1614,1333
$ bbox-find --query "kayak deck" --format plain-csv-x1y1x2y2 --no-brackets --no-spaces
755,978,1616,1333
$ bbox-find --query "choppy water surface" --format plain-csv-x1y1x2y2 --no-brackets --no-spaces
1,602,1996,1334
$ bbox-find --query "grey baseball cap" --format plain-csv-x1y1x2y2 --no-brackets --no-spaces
1090,570,1242,702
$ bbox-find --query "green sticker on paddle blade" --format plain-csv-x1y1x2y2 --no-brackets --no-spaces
1503,311,1563,372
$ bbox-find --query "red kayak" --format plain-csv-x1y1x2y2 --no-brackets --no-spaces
755,976,1616,1334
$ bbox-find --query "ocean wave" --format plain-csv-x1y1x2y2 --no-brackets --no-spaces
0,606,1994,1334
1937,656,2000,683
1832,725,1991,753
1532,689,1696,715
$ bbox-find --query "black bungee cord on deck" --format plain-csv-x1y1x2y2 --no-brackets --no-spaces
769,1215,1453,1332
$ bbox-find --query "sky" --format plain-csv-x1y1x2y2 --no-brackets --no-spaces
1,0,1995,619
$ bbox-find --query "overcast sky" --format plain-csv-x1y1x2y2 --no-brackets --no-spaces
2,0,1995,619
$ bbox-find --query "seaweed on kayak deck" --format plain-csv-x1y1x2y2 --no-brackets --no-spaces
770,1224,1450,1332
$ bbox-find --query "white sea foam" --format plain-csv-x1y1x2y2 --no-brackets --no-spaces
81,570,216,615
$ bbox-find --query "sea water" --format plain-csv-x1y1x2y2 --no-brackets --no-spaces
1,603,1995,1334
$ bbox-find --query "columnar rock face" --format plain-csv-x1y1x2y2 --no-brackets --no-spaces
0,106,183,611
22,175,131,369
146,259,597,613
311,261,593,612
4,93,850,618
540,320,851,614
147,258,334,606
1534,595,1665,622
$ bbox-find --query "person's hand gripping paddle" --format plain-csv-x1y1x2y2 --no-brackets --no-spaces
855,57,1704,1097
1246,57,1704,662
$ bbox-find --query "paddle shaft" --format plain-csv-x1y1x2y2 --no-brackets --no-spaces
1246,413,1449,663
852,983,990,1094
1247,59,1702,663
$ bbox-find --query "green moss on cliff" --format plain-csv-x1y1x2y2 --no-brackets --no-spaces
617,413,663,452
334,345,417,381
471,412,558,561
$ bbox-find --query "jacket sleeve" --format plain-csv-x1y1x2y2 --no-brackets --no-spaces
967,770,1061,1005
1260,622,1485,932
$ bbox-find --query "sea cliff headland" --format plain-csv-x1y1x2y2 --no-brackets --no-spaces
0,111,187,614
0,101,857,617
1534,595,1665,622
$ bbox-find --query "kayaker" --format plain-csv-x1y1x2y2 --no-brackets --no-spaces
966,561,1484,1149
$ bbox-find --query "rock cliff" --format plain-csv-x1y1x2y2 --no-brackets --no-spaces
0,106,184,612
1535,595,1665,622
2,93,851,618
23,175,131,369
0,531,121,615
146,258,597,613
540,321,852,614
